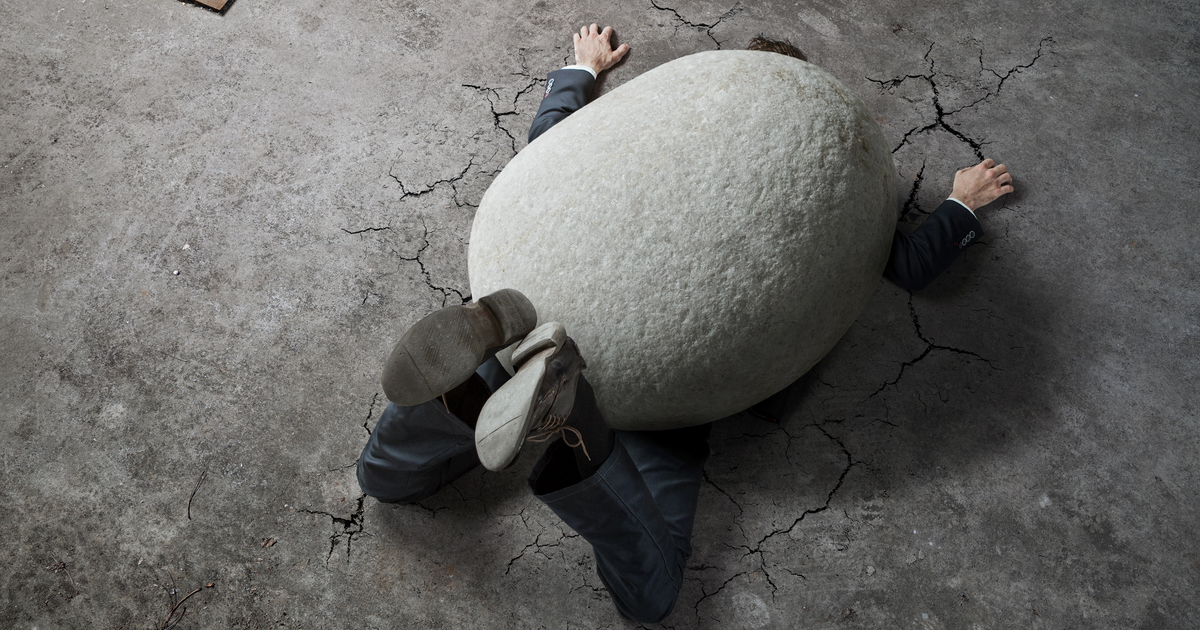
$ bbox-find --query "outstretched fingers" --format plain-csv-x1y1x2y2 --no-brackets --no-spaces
571,23,630,73
997,171,1014,194
613,43,630,62
990,163,1012,190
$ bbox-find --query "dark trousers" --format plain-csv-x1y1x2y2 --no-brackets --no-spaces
357,196,982,621
357,359,708,623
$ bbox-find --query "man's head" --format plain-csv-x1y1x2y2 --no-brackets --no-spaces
746,36,807,62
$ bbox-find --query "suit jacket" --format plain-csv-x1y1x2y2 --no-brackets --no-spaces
527,68,984,292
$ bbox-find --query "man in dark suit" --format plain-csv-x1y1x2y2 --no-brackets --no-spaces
358,24,1014,624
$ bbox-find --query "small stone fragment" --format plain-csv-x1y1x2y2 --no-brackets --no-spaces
905,553,918,565
172,270,179,275
866,565,876,575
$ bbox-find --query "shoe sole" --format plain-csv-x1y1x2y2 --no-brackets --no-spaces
475,347,555,471
381,289,536,406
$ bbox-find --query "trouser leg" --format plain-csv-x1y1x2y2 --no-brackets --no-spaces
356,357,511,504
356,400,478,503
617,425,711,562
474,354,512,393
529,424,711,623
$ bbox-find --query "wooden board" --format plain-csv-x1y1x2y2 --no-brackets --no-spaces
193,0,229,10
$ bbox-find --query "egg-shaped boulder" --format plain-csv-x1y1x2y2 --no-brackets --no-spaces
468,50,897,430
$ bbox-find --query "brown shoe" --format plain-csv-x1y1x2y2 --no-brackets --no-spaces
380,289,537,406
474,322,588,471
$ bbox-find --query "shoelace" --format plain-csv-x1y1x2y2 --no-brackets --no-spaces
526,413,591,461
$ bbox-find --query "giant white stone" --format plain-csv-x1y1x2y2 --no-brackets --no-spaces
469,50,897,430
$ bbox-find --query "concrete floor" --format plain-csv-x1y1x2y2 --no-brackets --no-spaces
2,0,1197,628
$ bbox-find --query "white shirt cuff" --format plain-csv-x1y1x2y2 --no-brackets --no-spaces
947,197,976,216
561,64,598,79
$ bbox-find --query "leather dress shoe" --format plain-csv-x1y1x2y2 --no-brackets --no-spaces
474,322,588,471
380,289,537,406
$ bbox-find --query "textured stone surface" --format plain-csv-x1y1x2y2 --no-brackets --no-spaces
470,51,897,429
2,0,1198,628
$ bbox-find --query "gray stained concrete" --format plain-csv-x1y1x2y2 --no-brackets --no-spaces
1,0,1196,628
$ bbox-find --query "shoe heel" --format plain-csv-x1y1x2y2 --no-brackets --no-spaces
478,289,538,346
512,322,566,366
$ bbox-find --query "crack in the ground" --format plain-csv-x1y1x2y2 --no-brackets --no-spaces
388,154,475,200
712,423,857,604
569,580,608,596
341,226,391,235
750,425,857,551
300,495,367,562
510,47,552,83
450,159,504,210
360,289,382,306
778,423,806,468
899,159,928,221
980,37,1055,100
868,416,900,429
462,81,542,154
868,293,998,399
758,562,779,599
362,393,379,436
650,0,744,48
392,218,470,306
693,570,748,610
504,529,579,576
814,374,842,391
783,567,807,580
703,469,747,539
868,42,937,96
871,39,1053,160
411,501,450,518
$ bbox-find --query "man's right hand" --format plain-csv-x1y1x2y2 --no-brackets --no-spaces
574,24,629,75
950,159,1014,211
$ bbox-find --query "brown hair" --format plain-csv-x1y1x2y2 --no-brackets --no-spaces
746,36,807,62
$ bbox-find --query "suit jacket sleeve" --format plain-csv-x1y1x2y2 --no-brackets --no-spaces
527,68,595,143
884,200,985,291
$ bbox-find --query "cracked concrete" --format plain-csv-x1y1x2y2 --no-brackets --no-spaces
650,0,745,48
392,218,471,306
868,294,998,399
2,0,1197,628
301,495,368,563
